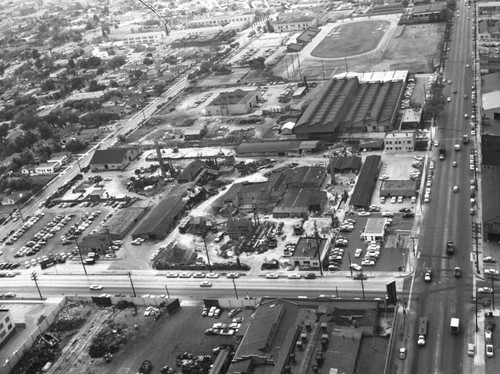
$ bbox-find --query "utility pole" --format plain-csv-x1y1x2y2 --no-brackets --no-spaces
74,239,87,276
232,277,239,300
491,275,495,311
475,289,479,332
472,223,481,274
202,231,213,273
31,272,43,300
348,252,353,277
314,221,323,276
127,272,137,297
164,281,170,299
360,274,366,300
16,202,25,223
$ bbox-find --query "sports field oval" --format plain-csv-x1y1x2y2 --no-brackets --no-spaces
311,20,390,59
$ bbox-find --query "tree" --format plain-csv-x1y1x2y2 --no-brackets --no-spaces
40,79,56,91
143,57,154,65
38,123,53,140
108,55,126,69
0,123,8,142
154,83,165,96
248,57,266,71
31,49,40,59
88,80,106,92
71,77,85,90
34,58,43,69
64,138,86,153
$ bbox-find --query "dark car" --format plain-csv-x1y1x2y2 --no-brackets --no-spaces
305,273,316,279
399,208,411,213
403,212,415,218
139,360,153,374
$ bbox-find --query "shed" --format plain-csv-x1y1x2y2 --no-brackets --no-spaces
281,122,296,135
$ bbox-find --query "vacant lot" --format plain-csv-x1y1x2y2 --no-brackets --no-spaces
311,20,389,59
86,304,249,374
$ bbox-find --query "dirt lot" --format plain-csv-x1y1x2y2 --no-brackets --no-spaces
24,301,253,374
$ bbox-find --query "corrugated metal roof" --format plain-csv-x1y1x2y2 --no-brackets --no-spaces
349,155,381,208
236,141,301,154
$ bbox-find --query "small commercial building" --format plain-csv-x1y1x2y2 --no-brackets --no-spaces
290,237,327,269
401,109,422,129
236,140,321,157
384,131,415,153
78,235,113,255
272,188,327,218
272,12,318,32
361,218,387,242
89,147,141,172
35,162,60,174
380,180,417,197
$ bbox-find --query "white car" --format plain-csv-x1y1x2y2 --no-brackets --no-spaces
355,248,363,258
381,211,394,217
484,269,499,276
266,273,279,279
447,97,451,102
477,287,493,293
361,259,376,266
89,285,103,290
486,344,494,358
349,264,362,271
287,273,301,279
390,196,397,204
199,281,213,287
426,180,432,187
453,186,459,193
206,273,220,278
414,156,424,161
357,211,370,217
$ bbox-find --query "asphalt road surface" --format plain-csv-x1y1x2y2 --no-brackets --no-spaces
403,3,477,373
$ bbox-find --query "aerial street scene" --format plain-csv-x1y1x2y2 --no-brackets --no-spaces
1,0,500,373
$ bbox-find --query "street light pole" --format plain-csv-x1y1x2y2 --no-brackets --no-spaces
16,202,25,223
202,233,212,273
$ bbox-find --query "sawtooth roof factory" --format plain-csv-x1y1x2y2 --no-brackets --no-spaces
293,75,404,141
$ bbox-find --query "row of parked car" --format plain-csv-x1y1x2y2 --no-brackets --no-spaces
2,211,45,246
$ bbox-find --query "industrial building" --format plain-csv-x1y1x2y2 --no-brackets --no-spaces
293,77,403,140
236,140,321,157
89,147,141,172
328,156,362,174
349,155,381,209
272,188,328,218
205,89,260,116
0,309,15,346
131,195,187,240
383,131,416,153
228,298,387,374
